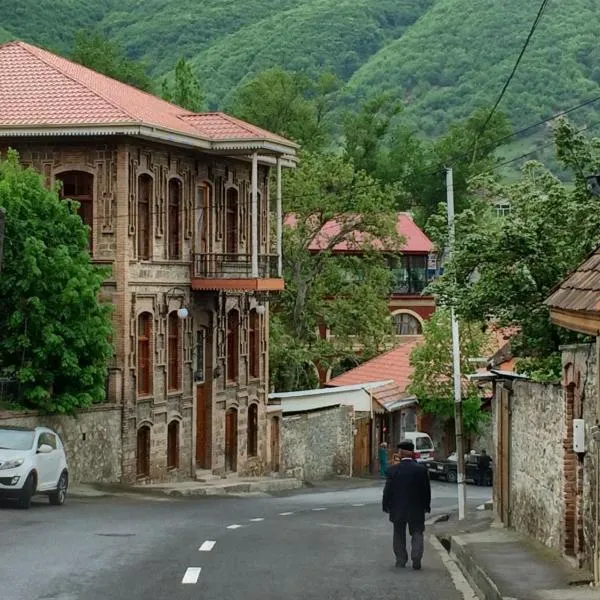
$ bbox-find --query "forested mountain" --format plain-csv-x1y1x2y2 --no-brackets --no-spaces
2,0,600,152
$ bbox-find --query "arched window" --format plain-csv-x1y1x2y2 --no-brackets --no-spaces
137,312,153,396
196,184,210,254
167,420,180,470
226,187,238,255
138,174,153,260
247,403,258,457
227,309,239,382
168,312,181,391
57,171,94,249
136,425,151,478
168,179,181,259
392,312,422,335
248,309,260,379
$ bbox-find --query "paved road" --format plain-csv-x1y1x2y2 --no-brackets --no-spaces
1,480,489,600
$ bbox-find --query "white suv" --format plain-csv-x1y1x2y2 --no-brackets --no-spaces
0,426,69,508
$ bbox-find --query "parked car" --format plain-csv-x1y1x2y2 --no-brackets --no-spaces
426,452,493,486
403,431,435,462
0,426,69,508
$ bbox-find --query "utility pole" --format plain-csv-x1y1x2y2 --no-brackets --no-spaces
446,167,467,521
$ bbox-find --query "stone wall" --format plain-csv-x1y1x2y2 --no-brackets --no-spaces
282,406,353,481
509,381,564,551
0,404,122,484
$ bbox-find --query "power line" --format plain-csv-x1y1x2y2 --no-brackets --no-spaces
470,0,550,158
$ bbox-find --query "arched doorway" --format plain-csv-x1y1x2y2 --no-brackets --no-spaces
136,425,151,479
225,408,238,472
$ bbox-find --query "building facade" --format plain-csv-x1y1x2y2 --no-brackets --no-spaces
0,41,298,482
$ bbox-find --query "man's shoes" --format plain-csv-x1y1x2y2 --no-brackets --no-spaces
395,560,406,568
412,560,422,570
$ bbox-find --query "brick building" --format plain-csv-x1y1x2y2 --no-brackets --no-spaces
0,41,297,482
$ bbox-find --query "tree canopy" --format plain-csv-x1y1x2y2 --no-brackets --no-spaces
0,151,113,413
161,57,206,112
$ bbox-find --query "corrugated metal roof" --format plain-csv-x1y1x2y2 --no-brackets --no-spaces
545,245,600,313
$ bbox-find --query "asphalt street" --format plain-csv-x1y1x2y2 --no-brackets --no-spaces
1,480,490,600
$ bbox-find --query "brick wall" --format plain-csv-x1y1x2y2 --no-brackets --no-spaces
0,405,122,484
282,406,353,481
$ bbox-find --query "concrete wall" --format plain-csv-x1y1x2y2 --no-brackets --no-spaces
509,380,564,552
282,406,353,481
0,404,122,484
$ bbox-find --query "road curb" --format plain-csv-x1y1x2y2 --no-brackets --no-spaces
450,535,505,600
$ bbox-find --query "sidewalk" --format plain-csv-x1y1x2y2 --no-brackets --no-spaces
434,512,598,600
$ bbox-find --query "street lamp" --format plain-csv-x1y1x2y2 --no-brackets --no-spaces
160,286,189,319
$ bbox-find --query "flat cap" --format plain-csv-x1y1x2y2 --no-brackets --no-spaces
397,440,415,452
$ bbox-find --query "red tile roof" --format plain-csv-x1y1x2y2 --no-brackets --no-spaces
284,213,433,254
0,41,297,152
327,338,421,396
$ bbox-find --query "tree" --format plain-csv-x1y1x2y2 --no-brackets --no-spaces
270,151,401,391
408,309,490,434
161,57,206,112
70,30,153,92
0,151,113,413
426,119,600,381
229,68,339,151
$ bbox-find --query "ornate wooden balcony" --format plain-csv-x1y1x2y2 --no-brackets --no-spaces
191,253,284,292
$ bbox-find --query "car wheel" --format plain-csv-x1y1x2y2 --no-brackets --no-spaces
17,472,36,509
49,471,68,506
446,470,457,484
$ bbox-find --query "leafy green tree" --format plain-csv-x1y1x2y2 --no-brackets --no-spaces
426,119,600,381
0,151,113,413
270,151,401,391
229,68,339,151
70,30,153,92
408,309,490,434
161,57,206,112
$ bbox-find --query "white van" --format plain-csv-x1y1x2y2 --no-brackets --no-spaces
402,431,435,462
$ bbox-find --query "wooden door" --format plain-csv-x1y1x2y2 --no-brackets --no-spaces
270,417,280,472
196,384,208,468
353,418,371,477
225,408,238,472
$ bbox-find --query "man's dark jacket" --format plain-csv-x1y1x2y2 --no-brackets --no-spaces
382,459,431,523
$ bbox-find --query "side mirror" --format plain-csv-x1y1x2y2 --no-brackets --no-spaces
37,444,53,454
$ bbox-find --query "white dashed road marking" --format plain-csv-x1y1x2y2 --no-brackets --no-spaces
352,503,365,507
182,567,202,584
279,512,294,516
312,507,327,511
199,541,216,552
227,524,243,529
249,518,264,522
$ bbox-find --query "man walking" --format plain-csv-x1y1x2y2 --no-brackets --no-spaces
382,440,431,570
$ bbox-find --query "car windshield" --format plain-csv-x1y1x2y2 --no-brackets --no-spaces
0,429,35,450
415,437,433,451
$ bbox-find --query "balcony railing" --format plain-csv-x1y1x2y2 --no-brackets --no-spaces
193,253,279,279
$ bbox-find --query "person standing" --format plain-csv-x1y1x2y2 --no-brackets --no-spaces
476,449,492,486
378,442,388,477
382,440,431,570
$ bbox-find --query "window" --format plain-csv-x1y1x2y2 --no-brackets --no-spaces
226,309,239,382
138,174,152,260
168,312,181,391
392,313,422,335
226,187,239,254
494,202,511,217
136,425,151,478
137,312,153,396
195,329,205,383
57,171,94,249
247,403,258,457
390,255,428,294
168,179,181,259
38,432,57,450
167,420,179,470
196,185,210,254
248,309,260,379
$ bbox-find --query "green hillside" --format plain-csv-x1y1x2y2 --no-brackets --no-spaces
1,0,600,158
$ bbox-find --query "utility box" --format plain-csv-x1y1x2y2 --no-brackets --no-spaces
573,419,585,453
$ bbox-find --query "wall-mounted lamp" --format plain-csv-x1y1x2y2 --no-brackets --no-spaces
254,292,269,316
255,304,266,316
160,286,189,319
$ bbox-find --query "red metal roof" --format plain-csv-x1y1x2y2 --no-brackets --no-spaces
0,41,296,150
327,338,421,395
284,213,433,254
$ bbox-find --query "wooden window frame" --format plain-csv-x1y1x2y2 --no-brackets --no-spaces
167,420,180,470
225,187,239,255
248,309,260,380
247,403,258,457
168,178,182,260
167,311,181,392
226,309,239,383
137,174,153,260
137,312,153,396
57,170,94,251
